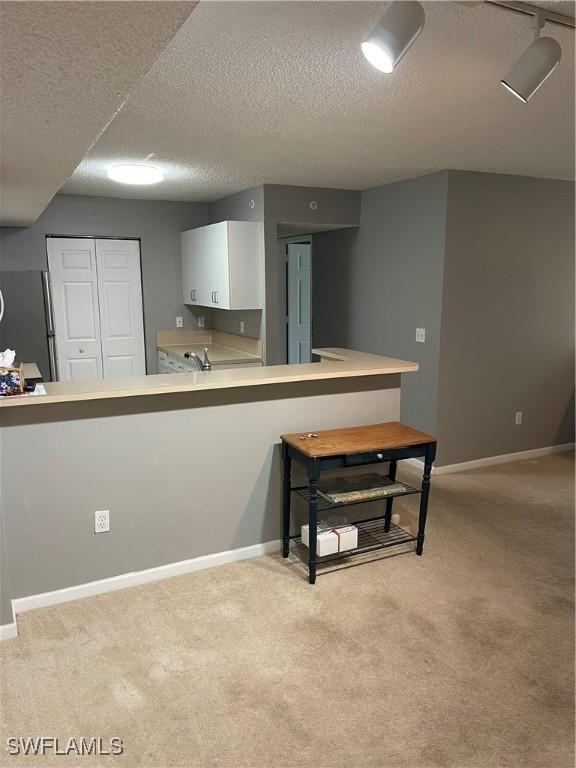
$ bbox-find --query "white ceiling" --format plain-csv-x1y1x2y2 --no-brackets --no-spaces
48,2,576,203
0,1,197,225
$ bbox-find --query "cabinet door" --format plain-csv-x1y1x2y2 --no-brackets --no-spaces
182,224,229,307
182,229,204,306
205,222,230,309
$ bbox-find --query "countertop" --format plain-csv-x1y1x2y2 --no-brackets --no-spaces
158,343,262,365
0,348,418,409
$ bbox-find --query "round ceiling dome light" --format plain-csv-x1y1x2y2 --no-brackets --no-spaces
361,1,425,74
500,37,561,102
107,164,164,185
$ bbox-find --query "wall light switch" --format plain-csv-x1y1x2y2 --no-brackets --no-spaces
240,320,245,334
176,316,183,328
515,411,523,426
197,316,205,329
416,328,426,343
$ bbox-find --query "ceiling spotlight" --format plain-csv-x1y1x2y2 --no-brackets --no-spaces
107,164,164,185
361,1,425,74
501,14,562,102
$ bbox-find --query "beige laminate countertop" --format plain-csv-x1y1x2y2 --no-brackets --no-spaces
0,348,418,409
158,343,262,365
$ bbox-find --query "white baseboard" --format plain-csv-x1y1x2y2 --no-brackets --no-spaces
11,539,280,619
401,443,574,476
0,621,18,641
400,458,434,475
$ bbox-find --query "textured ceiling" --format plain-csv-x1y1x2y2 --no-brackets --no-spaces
60,1,575,202
529,1,575,17
0,0,197,225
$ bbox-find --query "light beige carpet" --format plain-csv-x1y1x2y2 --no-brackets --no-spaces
1,453,574,768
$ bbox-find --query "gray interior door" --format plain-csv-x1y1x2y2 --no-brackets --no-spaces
287,242,312,364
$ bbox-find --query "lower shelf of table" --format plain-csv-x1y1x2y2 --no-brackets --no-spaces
289,517,417,565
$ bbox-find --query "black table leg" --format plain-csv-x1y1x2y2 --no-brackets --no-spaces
384,459,397,532
282,446,291,558
416,444,435,556
307,461,320,584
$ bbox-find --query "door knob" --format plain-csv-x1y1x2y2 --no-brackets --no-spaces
377,453,383,460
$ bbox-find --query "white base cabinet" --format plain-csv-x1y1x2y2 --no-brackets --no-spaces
182,221,262,310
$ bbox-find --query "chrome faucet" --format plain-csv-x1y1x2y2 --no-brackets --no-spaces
184,346,211,371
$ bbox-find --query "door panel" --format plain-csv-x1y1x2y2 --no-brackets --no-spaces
95,239,146,378
66,357,100,380
47,237,103,381
107,355,137,378
61,250,93,270
102,282,132,337
287,243,312,364
205,223,229,308
63,283,98,339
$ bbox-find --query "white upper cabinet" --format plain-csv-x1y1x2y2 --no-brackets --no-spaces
181,221,263,310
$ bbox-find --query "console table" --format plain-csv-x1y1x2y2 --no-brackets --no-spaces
281,421,437,583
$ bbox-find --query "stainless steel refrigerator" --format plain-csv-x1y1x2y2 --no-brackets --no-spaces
0,271,57,381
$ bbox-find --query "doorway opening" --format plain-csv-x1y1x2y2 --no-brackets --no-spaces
278,236,312,364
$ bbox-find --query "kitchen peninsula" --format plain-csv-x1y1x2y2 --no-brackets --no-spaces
0,348,417,627
0,348,417,408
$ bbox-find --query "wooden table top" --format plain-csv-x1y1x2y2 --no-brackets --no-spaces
281,421,436,458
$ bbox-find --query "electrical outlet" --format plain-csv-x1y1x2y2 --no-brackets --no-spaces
240,320,245,334
176,316,183,328
416,328,426,343
94,510,110,533
515,411,523,426
197,316,205,329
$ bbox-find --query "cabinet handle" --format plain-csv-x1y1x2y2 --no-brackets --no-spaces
376,453,383,460
214,291,218,304
190,289,196,301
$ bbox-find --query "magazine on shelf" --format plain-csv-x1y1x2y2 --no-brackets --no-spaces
317,473,409,504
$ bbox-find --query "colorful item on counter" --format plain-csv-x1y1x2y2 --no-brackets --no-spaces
0,365,24,396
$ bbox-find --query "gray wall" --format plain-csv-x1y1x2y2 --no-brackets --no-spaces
263,185,361,364
208,186,265,341
437,172,575,465
313,173,449,437
312,170,575,464
0,377,400,607
0,194,209,373
0,496,13,625
206,184,362,359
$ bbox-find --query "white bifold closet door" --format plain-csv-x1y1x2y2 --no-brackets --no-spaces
47,237,146,381
94,239,145,379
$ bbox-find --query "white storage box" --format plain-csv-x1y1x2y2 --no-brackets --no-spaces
333,525,358,552
301,525,339,557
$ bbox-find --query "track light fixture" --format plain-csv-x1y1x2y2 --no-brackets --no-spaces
361,1,425,74
500,13,562,102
